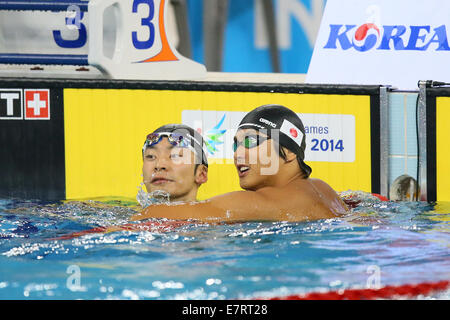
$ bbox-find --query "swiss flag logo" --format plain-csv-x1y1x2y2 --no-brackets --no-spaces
24,89,50,120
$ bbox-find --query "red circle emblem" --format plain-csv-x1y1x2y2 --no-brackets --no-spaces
290,128,298,138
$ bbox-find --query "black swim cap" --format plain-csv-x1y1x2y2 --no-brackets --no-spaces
237,104,312,178
145,124,208,167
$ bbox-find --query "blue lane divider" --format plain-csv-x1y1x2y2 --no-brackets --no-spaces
0,0,88,12
0,53,89,65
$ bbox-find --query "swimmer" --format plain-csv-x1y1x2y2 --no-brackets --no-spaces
140,124,209,204
54,123,209,239
131,105,348,222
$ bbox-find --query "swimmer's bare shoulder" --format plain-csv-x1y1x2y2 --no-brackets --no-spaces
254,177,348,220
131,178,346,223
304,178,349,216
131,190,280,222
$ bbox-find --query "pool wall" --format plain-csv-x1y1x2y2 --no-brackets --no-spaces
0,78,384,200
389,86,450,202
388,92,419,188
422,87,450,201
1,77,448,201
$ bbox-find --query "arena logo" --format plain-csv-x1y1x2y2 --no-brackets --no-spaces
259,117,277,128
324,23,450,52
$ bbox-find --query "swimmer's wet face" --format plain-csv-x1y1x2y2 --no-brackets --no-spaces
233,129,282,191
237,104,312,179
142,137,207,202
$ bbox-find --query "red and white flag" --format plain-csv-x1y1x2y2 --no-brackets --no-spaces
24,89,50,120
280,119,303,147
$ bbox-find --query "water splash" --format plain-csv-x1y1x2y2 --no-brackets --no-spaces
136,183,171,208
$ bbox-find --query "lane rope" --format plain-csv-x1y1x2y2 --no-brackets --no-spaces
256,280,449,300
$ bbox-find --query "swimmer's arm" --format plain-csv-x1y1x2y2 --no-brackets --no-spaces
130,190,289,222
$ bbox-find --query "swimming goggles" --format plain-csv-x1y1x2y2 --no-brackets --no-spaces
233,134,269,152
147,132,190,147
142,132,194,154
142,131,209,166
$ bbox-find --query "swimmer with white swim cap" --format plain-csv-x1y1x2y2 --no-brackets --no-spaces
132,105,348,222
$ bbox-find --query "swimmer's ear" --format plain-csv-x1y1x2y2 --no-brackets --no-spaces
282,147,297,163
195,164,208,185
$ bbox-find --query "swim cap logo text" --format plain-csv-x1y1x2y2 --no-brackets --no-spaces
259,118,277,128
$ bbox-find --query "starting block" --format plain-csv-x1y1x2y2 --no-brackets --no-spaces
0,0,206,80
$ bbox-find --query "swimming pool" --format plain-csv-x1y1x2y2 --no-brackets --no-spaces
0,192,449,300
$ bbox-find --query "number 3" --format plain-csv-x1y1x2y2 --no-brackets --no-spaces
132,0,155,49
53,9,87,48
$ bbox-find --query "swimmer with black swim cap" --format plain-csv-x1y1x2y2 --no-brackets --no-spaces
132,105,348,222
235,104,312,188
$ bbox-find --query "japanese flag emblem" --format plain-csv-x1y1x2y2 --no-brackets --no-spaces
280,119,303,147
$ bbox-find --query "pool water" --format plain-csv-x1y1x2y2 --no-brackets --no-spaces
0,192,449,300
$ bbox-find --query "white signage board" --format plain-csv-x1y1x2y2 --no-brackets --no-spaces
182,110,355,163
306,0,450,90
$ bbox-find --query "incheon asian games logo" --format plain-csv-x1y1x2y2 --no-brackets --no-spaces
198,114,227,155
324,23,450,52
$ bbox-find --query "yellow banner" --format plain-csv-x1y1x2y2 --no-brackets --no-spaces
64,89,372,200
436,97,450,201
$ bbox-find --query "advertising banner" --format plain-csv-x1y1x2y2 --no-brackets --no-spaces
306,0,450,90
0,80,380,201
436,96,450,201
63,88,372,200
